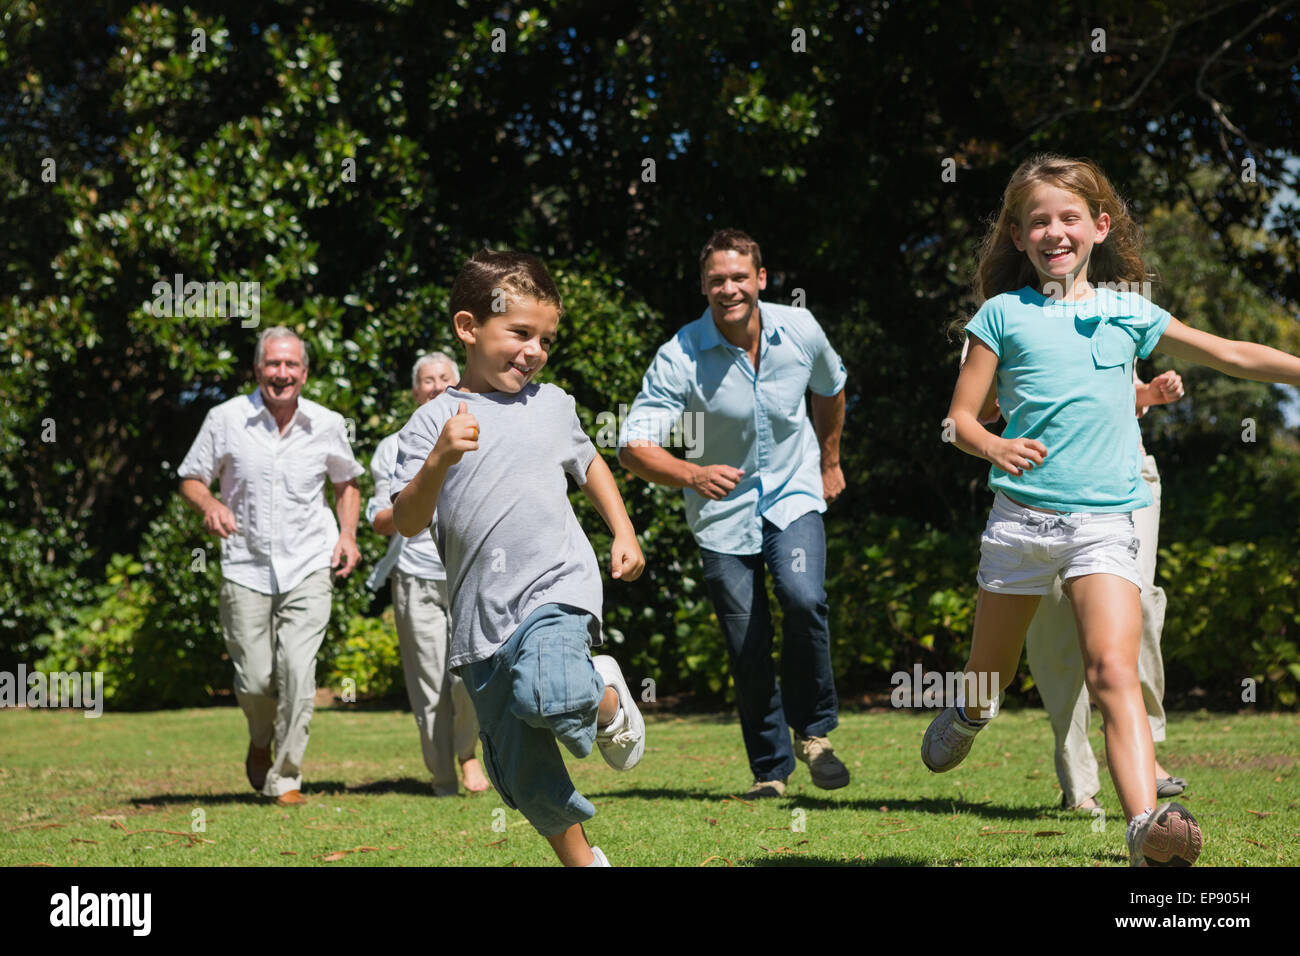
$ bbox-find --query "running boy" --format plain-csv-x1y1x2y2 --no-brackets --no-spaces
392,249,646,867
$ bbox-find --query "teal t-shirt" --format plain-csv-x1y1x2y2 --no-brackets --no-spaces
964,286,1172,512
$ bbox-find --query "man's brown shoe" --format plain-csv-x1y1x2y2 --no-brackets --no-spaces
275,790,306,807
795,733,851,790
246,743,272,791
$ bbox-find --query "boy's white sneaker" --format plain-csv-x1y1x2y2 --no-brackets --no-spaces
591,655,645,771
586,846,611,867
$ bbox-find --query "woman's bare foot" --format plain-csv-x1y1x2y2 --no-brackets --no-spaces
461,757,490,793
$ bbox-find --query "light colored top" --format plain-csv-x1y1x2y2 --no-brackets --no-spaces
963,286,1171,512
365,432,446,590
960,342,1150,450
178,390,365,594
393,383,602,669
1133,367,1151,456
618,301,847,555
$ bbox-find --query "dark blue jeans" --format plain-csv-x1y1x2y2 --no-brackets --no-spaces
699,512,838,782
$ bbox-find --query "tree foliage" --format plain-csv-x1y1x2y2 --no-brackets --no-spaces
3,0,1298,706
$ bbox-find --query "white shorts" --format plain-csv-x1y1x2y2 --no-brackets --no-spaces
977,492,1141,594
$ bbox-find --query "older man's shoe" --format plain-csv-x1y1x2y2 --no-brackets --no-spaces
275,789,306,807
246,742,272,791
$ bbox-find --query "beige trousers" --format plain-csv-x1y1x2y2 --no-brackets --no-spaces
1023,454,1168,808
219,568,333,797
391,571,478,793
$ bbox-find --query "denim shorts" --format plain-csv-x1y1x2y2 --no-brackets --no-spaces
977,492,1142,594
459,603,605,836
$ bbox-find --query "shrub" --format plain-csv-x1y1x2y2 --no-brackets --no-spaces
322,609,404,701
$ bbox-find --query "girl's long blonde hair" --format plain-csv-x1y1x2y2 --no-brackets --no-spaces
974,154,1150,304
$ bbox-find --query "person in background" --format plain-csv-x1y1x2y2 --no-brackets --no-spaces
366,351,489,795
619,228,850,799
179,326,363,807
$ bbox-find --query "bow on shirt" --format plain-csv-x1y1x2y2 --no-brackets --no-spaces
1084,310,1161,369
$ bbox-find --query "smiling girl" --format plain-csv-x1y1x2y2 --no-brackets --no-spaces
927,154,1300,866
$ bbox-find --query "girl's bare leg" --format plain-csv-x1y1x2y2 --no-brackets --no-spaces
962,588,1043,719
1064,573,1157,820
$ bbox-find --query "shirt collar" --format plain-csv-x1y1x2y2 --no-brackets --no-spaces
699,301,783,351
246,388,315,429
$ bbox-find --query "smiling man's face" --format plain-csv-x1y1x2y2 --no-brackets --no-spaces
256,336,308,412
701,249,767,334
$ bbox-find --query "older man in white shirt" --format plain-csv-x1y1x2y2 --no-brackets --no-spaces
179,326,364,806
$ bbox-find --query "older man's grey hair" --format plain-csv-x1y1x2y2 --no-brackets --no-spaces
411,351,460,389
254,326,309,371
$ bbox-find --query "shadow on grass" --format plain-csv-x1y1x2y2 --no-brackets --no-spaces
342,777,445,796
745,850,1115,866
130,792,267,807
746,854,922,867
131,785,1056,824
584,787,1056,821
129,777,461,807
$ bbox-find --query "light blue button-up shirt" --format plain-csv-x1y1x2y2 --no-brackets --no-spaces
620,301,847,555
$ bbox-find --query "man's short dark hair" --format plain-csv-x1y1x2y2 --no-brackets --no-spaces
699,229,763,276
449,249,564,322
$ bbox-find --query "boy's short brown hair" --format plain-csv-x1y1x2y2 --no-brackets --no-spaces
449,249,564,322
698,228,763,276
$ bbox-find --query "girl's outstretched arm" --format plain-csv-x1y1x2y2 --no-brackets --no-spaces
946,335,1046,476
1156,318,1300,386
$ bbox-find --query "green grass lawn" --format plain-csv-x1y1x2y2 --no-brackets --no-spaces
2,705,1295,867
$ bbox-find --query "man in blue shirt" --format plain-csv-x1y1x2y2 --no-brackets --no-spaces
619,229,849,796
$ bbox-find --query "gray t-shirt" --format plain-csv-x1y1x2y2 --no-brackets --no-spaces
393,383,603,668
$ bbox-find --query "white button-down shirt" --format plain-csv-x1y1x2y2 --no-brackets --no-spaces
364,431,446,589
178,390,365,594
